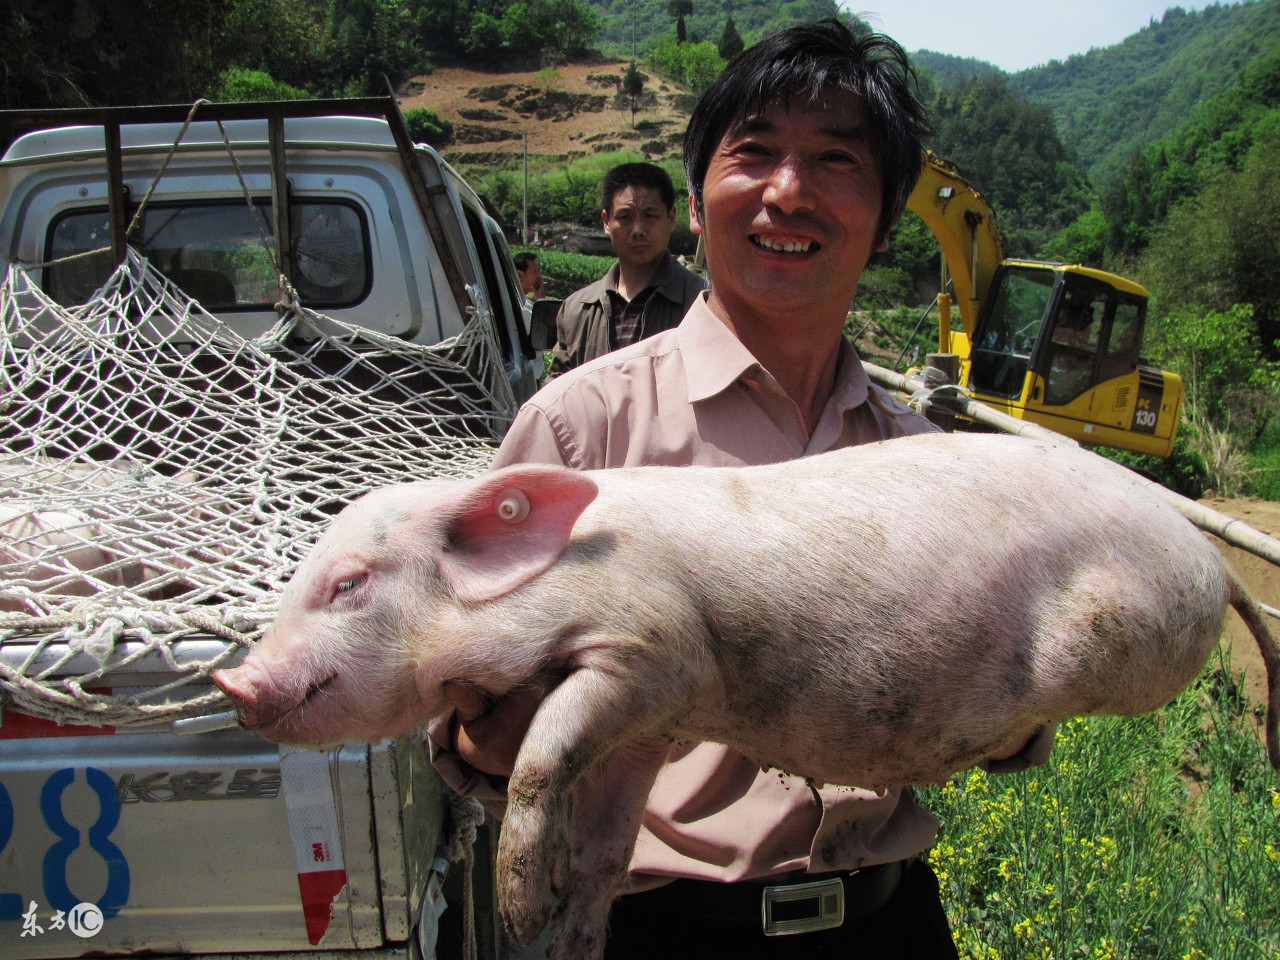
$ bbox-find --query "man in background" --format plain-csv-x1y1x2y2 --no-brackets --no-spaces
548,161,705,376
513,251,545,300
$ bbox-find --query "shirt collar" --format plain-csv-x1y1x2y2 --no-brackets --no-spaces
678,295,871,415
679,295,762,402
596,253,684,303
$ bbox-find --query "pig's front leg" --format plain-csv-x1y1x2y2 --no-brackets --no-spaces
497,653,696,954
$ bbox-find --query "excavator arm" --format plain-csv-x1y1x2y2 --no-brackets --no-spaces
905,151,1004,346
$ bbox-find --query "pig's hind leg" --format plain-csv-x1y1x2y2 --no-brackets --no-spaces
497,653,696,958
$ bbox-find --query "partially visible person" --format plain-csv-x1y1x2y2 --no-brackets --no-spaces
513,251,545,300
548,162,705,376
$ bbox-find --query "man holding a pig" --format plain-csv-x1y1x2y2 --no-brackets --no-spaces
432,19,1037,957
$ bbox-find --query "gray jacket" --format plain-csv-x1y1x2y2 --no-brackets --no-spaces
548,254,706,377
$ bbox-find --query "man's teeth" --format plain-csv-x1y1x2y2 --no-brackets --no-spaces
753,236,814,253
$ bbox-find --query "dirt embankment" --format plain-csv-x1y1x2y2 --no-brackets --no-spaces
399,63,694,166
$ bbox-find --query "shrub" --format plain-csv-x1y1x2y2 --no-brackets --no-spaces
925,653,1280,959
213,67,309,102
512,247,615,299
403,107,454,149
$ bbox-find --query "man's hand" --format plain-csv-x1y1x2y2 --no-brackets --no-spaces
444,675,561,777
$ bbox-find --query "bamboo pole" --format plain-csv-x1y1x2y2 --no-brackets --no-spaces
861,360,1280,576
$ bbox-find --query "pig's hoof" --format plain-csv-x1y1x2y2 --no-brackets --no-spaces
497,855,553,946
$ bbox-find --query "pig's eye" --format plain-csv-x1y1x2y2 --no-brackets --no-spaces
333,574,368,599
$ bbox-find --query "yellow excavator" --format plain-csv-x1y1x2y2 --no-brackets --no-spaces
902,151,1184,457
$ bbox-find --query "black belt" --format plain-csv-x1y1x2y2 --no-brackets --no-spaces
617,859,908,936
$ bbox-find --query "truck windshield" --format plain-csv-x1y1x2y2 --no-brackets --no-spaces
969,267,1056,399
45,199,370,310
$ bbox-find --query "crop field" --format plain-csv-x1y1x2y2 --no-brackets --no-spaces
925,653,1278,960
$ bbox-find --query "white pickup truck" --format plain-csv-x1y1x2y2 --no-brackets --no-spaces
0,97,542,960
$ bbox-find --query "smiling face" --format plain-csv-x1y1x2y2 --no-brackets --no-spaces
603,184,677,273
690,88,886,336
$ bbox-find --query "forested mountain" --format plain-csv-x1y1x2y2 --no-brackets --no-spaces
909,51,1002,89
586,0,845,57
3,0,1280,492
1007,0,1280,183
922,75,1091,256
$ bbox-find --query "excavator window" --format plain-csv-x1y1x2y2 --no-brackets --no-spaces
1096,297,1145,383
1043,281,1107,405
969,266,1056,398
1039,274,1145,407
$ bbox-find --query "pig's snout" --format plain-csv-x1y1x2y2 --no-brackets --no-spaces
213,664,264,729
213,660,342,739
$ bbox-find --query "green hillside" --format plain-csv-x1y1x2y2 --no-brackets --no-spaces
909,50,1002,88
1007,0,1280,183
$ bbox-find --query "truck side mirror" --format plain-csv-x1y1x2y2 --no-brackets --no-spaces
529,299,560,352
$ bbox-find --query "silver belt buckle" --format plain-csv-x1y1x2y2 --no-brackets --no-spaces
760,876,845,936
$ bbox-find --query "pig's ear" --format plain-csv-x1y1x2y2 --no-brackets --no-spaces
436,466,599,603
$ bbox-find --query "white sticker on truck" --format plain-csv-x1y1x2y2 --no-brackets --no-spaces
279,746,348,945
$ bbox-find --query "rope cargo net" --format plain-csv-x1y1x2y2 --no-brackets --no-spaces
0,250,511,728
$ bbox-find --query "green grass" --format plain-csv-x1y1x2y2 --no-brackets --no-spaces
922,651,1279,959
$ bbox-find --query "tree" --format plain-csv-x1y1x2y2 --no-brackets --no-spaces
0,0,244,107
1139,130,1280,356
461,12,504,58
928,75,1091,256
646,38,723,96
667,0,693,43
623,62,645,127
1039,206,1108,266
681,42,725,97
718,17,744,60
1147,303,1280,494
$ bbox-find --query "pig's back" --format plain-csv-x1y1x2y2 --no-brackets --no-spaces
578,433,1228,787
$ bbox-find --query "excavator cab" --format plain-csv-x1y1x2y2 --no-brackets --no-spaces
966,261,1183,456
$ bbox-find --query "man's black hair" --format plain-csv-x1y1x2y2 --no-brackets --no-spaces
513,251,539,272
682,18,930,245
601,162,677,215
